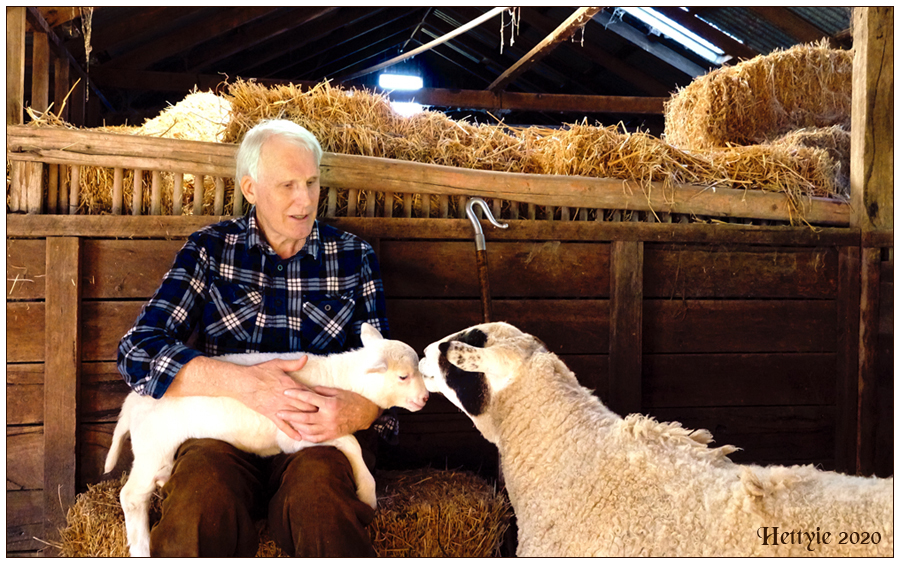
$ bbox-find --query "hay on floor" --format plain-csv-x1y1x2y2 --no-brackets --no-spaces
664,41,853,150
54,468,511,558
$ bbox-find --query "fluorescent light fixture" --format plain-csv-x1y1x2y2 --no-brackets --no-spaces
390,102,425,117
622,7,727,64
378,73,423,91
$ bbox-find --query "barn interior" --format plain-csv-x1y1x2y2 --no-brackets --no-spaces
6,6,893,557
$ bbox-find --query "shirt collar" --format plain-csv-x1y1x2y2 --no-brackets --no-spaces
246,206,320,260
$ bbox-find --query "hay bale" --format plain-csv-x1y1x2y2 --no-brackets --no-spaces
54,468,510,557
138,89,231,143
664,41,853,150
769,125,850,196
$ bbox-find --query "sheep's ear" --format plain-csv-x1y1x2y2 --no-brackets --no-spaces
360,323,383,346
443,341,492,374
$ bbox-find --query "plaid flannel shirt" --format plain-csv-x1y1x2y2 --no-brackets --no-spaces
117,208,399,442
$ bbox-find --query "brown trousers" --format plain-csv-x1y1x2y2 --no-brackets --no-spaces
149,437,378,557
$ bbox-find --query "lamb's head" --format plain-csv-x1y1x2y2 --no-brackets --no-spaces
418,322,546,442
359,323,429,412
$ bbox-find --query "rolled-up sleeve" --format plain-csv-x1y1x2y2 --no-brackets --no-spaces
117,239,208,398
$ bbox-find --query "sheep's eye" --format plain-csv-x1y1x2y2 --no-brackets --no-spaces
399,374,409,381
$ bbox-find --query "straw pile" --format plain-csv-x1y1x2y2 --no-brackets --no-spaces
137,89,231,142
53,468,510,557
664,41,853,150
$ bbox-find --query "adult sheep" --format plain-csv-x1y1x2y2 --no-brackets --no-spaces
419,322,893,557
106,323,428,557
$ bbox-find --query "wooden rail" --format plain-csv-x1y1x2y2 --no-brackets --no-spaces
7,125,851,225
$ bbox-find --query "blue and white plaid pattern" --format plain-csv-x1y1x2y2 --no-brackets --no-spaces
118,207,390,402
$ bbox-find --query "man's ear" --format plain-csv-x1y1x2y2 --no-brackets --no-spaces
360,322,383,346
240,175,257,205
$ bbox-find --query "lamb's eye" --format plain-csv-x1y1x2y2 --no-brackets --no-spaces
399,374,409,381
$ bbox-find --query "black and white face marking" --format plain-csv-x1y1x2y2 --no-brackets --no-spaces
437,328,489,416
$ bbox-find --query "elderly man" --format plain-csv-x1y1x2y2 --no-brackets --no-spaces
117,119,390,557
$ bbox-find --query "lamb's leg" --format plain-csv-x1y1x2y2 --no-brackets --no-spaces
119,463,160,557
328,435,377,509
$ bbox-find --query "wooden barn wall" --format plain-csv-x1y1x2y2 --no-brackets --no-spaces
6,217,891,556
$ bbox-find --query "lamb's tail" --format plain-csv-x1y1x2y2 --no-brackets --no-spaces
104,398,133,474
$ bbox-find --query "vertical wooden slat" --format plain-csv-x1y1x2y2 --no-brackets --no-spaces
111,167,124,215
193,173,204,215
171,173,184,216
439,195,449,218
403,193,413,218
527,203,536,220
835,245,861,474
132,169,143,216
57,165,69,214
509,201,519,220
420,192,430,218
609,240,643,417
149,171,162,215
492,198,501,219
54,56,70,122
578,208,587,221
213,177,225,215
384,191,394,218
7,7,26,125
232,179,243,216
68,165,80,214
47,164,58,214
366,190,376,217
326,186,337,218
596,209,605,222
31,31,50,113
43,237,81,547
347,189,358,217
25,161,44,214
458,196,468,219
857,247,881,475
9,160,24,212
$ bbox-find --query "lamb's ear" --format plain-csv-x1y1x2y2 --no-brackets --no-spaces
442,341,494,374
360,323,383,346
366,356,389,374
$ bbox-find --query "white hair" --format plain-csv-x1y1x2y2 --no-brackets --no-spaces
234,119,323,186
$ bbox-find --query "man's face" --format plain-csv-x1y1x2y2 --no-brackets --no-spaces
241,135,320,259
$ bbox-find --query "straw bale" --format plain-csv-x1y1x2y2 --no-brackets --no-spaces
664,41,853,150
54,468,510,558
769,125,850,196
138,89,231,142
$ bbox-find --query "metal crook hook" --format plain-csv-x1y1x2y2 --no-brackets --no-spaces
466,197,508,251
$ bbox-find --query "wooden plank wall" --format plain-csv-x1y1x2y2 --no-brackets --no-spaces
6,217,891,556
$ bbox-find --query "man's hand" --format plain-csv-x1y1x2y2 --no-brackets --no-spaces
237,357,316,442
278,386,381,443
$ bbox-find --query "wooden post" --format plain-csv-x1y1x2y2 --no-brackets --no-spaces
232,178,243,216
69,165,80,214
172,173,184,216
609,240,643,416
850,7,894,475
31,31,51,114
111,168,124,215
25,162,44,214
213,176,225,215
150,170,162,215
347,188,358,217
384,191,393,218
326,187,337,218
132,169,143,216
57,166,69,214
835,246,861,474
54,56,70,122
7,7,26,125
47,164,58,214
43,237,81,550
193,173,204,215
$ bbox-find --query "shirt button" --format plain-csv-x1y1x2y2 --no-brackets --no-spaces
324,305,332,312
277,265,284,272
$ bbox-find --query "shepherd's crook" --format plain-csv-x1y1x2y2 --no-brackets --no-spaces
466,198,508,323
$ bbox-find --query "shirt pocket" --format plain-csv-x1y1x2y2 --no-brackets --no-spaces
204,281,263,347
302,293,357,352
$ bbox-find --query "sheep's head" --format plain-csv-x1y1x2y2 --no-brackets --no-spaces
418,322,546,442
359,323,429,412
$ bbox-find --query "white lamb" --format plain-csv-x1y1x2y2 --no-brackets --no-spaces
419,322,893,557
105,322,428,557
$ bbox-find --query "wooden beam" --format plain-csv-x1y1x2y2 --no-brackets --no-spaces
27,7,81,30
593,9,709,78
54,54,70,121
184,7,339,72
7,7,26,125
7,125,852,226
103,7,278,70
394,88,665,115
338,6,508,82
43,237,82,550
835,246,861,474
520,7,672,96
31,31,51,113
608,240,643,416
850,7,894,232
25,7,114,113
857,247,881,475
749,7,831,44
657,7,759,62
488,7,603,92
